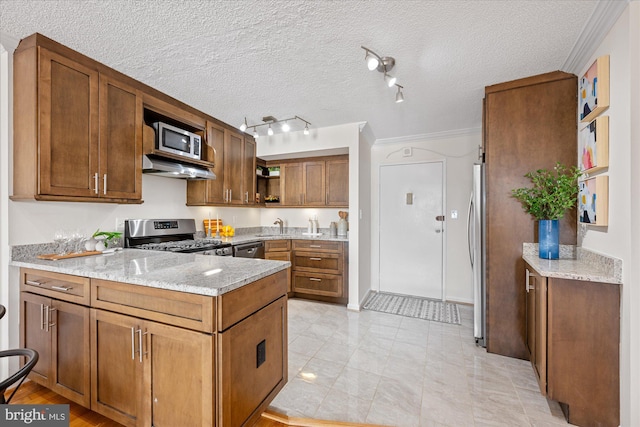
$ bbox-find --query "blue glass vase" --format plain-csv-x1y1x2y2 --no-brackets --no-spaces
539,219,559,259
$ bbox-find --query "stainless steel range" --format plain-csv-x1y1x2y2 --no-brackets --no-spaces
124,219,232,256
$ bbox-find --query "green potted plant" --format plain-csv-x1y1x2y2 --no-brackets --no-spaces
511,163,582,259
89,229,122,251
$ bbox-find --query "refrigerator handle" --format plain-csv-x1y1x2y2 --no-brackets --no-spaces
467,192,474,267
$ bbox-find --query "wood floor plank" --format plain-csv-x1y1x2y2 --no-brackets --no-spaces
8,381,384,427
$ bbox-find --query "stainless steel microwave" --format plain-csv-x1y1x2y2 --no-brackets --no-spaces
152,122,202,161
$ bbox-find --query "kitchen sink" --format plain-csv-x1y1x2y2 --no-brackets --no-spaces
254,233,293,238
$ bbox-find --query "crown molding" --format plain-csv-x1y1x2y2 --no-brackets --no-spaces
374,127,481,145
562,0,630,73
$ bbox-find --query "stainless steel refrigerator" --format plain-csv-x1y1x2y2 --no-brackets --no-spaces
468,163,486,347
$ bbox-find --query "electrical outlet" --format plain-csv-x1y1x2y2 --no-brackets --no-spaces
451,210,458,219
115,218,125,232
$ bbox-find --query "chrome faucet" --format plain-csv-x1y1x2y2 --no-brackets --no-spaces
274,218,284,234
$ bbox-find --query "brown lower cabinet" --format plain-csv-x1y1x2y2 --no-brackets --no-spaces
265,240,292,293
525,263,619,427
20,267,288,427
20,292,91,408
291,240,348,305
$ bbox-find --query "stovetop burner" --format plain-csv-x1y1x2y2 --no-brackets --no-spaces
124,219,231,254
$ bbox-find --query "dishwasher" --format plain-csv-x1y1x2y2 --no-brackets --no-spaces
232,241,265,259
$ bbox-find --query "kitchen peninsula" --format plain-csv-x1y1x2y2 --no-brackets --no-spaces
11,248,290,427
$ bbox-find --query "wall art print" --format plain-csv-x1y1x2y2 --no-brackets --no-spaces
579,55,610,123
579,116,609,173
579,175,609,226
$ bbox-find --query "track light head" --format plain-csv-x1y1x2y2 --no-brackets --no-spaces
384,73,397,87
239,117,248,132
267,124,274,136
281,121,290,132
365,51,379,71
395,84,404,103
253,130,259,139
304,124,309,135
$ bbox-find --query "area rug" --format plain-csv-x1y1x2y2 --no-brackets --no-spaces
362,292,461,325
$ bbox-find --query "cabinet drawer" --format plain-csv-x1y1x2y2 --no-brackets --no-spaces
292,240,343,253
265,239,291,252
91,279,215,333
293,252,342,275
292,272,342,298
21,268,90,305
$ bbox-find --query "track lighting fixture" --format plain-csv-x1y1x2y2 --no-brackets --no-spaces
395,84,404,103
243,115,312,138
239,117,248,132
361,45,405,102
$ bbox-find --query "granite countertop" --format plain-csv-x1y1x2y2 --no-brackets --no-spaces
202,226,349,245
522,243,622,285
11,248,290,297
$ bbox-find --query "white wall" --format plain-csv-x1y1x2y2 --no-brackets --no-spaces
356,124,374,307
370,129,481,303
571,3,639,425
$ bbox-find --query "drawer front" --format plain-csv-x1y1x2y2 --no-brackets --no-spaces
21,268,90,305
91,279,215,333
292,272,342,297
265,240,291,252
293,252,341,275
292,240,343,253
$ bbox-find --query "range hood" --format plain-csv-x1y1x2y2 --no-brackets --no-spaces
142,155,215,180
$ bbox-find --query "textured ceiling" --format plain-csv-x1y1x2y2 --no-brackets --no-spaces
0,0,598,141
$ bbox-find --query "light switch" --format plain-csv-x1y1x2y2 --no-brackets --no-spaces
451,210,458,219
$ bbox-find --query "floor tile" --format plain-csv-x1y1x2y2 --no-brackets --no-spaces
267,298,570,426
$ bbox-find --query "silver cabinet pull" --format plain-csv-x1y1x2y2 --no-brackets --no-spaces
93,173,99,194
40,304,45,331
309,257,322,261
137,329,148,362
51,285,71,292
229,189,232,202
103,174,107,195
526,269,534,292
309,278,322,282
309,245,321,248
245,191,249,203
46,307,56,331
131,327,136,360
26,280,42,286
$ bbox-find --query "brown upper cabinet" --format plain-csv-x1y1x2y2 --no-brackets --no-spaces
262,155,348,208
13,34,143,203
186,125,256,206
12,33,244,205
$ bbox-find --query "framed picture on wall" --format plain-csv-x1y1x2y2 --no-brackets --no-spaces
579,116,609,173
579,55,610,123
579,175,609,226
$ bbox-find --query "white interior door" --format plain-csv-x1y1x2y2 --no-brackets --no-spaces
379,161,444,299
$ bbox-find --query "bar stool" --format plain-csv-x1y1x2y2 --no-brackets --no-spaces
0,304,40,404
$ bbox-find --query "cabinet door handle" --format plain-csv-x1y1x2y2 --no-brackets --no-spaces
245,191,249,203
309,245,322,248
40,304,45,331
51,285,71,292
229,189,232,202
137,329,148,362
131,327,136,360
93,173,99,194
103,174,107,195
525,269,534,292
309,257,322,261
26,280,42,286
309,278,322,282
46,307,56,331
